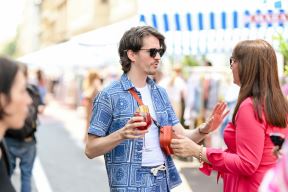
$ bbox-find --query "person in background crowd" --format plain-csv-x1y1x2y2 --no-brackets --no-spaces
5,64,44,192
152,69,163,84
281,76,288,99
82,69,102,142
85,26,228,191
159,65,187,120
35,69,47,104
171,39,288,192
219,82,240,137
183,71,202,129
0,57,32,192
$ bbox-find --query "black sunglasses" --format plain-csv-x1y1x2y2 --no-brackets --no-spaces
229,57,235,69
139,48,165,58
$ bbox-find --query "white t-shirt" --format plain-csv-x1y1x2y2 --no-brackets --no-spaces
136,84,165,166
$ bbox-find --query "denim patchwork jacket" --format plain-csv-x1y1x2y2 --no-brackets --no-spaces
88,73,182,190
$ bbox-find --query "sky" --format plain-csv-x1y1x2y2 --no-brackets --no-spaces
0,0,24,43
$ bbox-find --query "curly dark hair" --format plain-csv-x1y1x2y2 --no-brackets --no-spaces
118,26,166,73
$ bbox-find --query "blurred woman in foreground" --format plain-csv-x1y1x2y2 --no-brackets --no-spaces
0,57,32,192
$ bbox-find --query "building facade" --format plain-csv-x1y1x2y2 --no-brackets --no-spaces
17,0,137,55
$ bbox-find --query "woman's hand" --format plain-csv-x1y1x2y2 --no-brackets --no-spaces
202,102,229,133
171,134,200,158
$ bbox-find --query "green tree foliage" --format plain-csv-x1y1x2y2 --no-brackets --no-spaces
1,38,17,57
273,33,288,75
182,55,199,67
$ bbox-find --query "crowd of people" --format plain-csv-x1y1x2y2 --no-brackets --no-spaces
1,25,288,192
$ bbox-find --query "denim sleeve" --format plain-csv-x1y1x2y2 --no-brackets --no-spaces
88,90,113,137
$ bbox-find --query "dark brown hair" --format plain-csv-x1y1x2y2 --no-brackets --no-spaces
118,26,166,73
0,57,20,120
232,39,288,128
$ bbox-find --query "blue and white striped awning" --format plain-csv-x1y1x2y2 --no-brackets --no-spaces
139,9,288,55
139,9,287,32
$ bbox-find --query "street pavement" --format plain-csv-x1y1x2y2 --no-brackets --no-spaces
11,101,223,192
174,159,223,192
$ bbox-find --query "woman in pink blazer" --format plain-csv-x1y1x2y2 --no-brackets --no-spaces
171,39,288,192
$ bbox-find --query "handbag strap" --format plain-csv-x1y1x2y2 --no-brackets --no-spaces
128,88,161,128
128,88,144,106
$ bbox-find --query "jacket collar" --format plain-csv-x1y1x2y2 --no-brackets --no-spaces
120,73,156,91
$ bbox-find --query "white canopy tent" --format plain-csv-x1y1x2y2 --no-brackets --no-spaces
18,17,140,71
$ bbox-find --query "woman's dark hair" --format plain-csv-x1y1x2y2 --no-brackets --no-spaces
232,39,288,128
0,57,20,120
118,26,166,73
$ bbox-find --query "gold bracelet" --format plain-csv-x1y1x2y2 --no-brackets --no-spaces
198,124,209,134
198,145,204,164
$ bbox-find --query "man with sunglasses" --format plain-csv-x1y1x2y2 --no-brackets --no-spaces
85,26,227,191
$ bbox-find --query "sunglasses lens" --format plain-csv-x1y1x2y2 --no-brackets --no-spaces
150,49,158,57
159,49,164,57
149,48,164,57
